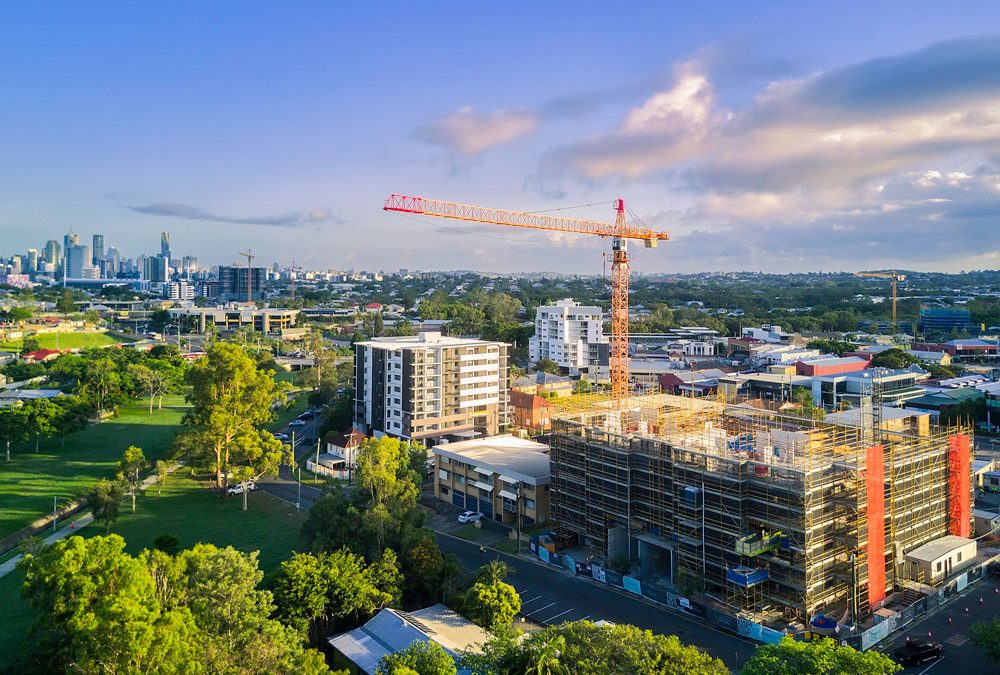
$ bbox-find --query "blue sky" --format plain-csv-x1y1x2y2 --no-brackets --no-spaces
1,2,999,274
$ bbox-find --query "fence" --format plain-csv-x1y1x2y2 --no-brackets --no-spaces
528,539,783,645
858,555,1000,650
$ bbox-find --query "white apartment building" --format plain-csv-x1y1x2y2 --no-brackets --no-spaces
528,298,608,374
353,332,510,443
165,281,195,301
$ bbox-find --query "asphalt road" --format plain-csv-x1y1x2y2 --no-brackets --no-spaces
876,574,1000,674
436,533,757,672
258,414,327,509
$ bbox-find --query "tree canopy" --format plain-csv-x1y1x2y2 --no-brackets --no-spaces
740,636,900,675
16,535,334,674
378,640,457,675
462,621,727,675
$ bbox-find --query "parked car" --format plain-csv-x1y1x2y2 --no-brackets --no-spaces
457,511,484,524
226,481,257,496
273,433,289,441
893,638,943,666
288,419,307,427
298,411,316,420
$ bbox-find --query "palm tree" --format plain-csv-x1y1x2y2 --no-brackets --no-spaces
477,560,513,585
527,634,566,675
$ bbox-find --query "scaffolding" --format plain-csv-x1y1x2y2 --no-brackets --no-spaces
548,392,973,624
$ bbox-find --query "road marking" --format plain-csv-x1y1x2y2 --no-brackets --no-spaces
916,656,944,675
580,615,591,621
531,602,557,614
540,608,574,624
520,595,543,604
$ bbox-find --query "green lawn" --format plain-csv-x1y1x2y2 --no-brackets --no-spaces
0,472,307,661
452,523,495,542
0,395,189,540
0,331,135,351
269,393,309,431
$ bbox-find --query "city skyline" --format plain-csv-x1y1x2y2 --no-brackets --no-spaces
1,3,999,274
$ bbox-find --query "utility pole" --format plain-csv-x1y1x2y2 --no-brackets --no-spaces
315,438,321,485
296,466,301,512
53,496,57,533
516,483,522,554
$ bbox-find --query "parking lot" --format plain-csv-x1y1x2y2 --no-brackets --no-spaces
515,584,609,626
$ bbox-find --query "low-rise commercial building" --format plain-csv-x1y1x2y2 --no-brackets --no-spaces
431,435,550,527
167,307,298,334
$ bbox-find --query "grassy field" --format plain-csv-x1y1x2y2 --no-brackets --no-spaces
0,331,135,351
0,394,189,540
0,472,307,660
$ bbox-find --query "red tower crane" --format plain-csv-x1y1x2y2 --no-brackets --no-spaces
383,194,670,405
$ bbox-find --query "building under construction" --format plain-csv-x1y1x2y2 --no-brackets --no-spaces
549,393,973,625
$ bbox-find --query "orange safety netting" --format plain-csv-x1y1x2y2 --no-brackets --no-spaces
948,434,971,537
866,444,886,609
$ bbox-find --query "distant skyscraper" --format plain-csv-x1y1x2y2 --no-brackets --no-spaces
106,246,122,276
44,240,60,265
181,255,198,277
92,234,104,265
65,244,91,278
160,231,171,260
26,249,38,272
143,254,168,283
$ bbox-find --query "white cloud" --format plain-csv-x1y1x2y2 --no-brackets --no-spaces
416,106,538,156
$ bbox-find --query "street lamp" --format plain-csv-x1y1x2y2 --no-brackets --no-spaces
516,482,522,554
296,466,301,512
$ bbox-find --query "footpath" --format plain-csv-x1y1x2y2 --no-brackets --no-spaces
0,462,183,579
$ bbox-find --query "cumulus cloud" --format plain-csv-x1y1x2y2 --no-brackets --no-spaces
128,203,340,227
415,106,538,156
546,36,1000,193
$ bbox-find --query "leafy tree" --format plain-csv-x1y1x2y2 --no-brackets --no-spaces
741,636,900,674
153,533,180,555
156,459,170,496
806,339,856,356
356,436,422,552
869,348,920,370
464,576,521,633
79,356,126,413
319,391,354,435
534,358,560,375
0,404,29,461
971,617,1000,663
52,394,90,445
272,548,395,646
180,342,287,489
20,336,41,354
378,640,456,675
463,621,727,675
22,397,60,453
131,363,168,414
373,312,384,337
56,288,76,313
1,360,46,382
17,534,200,674
400,532,460,609
232,429,288,510
7,306,32,323
119,445,147,513
87,478,125,531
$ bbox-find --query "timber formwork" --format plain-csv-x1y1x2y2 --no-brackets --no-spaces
548,393,972,623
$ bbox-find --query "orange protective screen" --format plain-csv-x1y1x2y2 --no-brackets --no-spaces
866,444,886,609
948,434,971,537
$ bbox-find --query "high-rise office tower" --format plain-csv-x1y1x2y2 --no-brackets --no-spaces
106,246,122,276
65,244,91,278
44,240,60,266
26,249,38,272
92,234,104,265
143,255,169,283
161,231,171,260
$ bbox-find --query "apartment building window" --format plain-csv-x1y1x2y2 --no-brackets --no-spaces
456,475,465,485
438,469,450,481
440,486,449,496
525,498,536,510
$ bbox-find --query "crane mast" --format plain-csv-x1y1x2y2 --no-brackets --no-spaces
383,194,669,406
855,271,905,331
